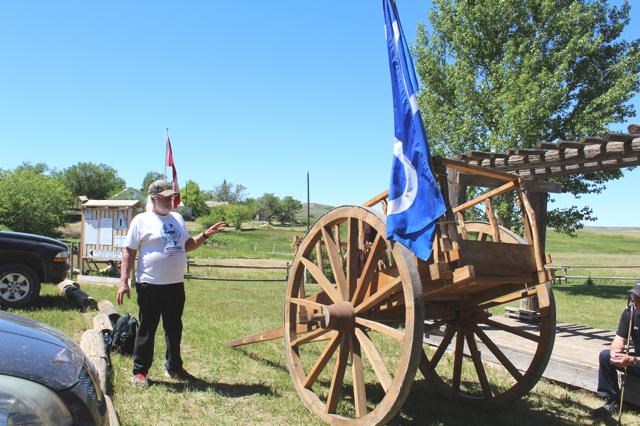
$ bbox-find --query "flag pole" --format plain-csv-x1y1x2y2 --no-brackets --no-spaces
164,128,169,181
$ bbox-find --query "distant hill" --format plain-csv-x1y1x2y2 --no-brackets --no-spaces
296,203,335,223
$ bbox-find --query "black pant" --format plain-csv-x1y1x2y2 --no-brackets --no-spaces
597,349,640,400
132,282,185,375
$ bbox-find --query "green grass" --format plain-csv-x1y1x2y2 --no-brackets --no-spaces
4,226,640,424
194,226,306,260
10,282,640,425
546,227,640,330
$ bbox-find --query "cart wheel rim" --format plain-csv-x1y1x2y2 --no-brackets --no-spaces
284,206,424,425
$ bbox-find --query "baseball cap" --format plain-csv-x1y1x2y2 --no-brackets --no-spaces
148,179,177,197
628,283,640,298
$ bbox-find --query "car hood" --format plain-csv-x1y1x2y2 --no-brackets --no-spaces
0,311,85,390
0,231,68,250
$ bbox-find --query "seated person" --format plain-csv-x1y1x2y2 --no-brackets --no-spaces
593,282,640,418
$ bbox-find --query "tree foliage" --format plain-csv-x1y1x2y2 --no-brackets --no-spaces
415,0,640,232
276,196,302,224
141,171,164,193
203,204,254,230
257,193,281,224
60,162,126,199
0,168,71,235
181,180,209,218
212,179,247,203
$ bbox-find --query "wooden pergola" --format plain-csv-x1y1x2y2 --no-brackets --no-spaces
441,125,640,252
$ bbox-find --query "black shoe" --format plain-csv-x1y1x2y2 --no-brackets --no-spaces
165,367,197,382
592,400,619,418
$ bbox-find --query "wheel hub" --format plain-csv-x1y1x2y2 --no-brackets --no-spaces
323,301,356,332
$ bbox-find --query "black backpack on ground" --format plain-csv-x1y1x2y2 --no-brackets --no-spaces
109,313,138,355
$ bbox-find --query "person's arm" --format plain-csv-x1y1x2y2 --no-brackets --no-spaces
185,222,225,252
117,247,137,305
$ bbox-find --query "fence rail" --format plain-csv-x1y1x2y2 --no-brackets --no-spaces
547,264,640,285
186,261,290,283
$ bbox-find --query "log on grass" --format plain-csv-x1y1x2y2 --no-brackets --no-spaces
98,300,120,323
80,329,109,395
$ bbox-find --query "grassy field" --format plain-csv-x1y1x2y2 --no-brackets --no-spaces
547,227,640,330
4,225,640,425
9,281,637,426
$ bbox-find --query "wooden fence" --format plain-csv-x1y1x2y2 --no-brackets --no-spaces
548,264,640,285
185,261,290,282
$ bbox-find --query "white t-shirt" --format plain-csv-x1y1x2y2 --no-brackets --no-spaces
124,211,188,285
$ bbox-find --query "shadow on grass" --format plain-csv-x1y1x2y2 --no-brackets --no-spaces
555,284,631,300
234,346,289,374
150,377,275,397
23,294,79,311
387,378,618,426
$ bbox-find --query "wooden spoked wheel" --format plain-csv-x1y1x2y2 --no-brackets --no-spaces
421,222,556,406
284,206,424,425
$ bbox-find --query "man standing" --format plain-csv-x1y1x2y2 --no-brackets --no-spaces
117,179,225,386
593,283,640,418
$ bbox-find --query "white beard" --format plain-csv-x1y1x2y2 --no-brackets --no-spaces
155,204,171,215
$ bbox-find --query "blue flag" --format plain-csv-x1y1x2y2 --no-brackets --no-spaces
383,0,446,260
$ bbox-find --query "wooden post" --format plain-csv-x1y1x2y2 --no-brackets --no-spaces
521,191,548,312
446,167,466,209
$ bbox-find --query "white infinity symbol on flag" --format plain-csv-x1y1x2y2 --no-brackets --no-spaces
387,139,418,215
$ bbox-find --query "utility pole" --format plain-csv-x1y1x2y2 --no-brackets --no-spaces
307,171,310,231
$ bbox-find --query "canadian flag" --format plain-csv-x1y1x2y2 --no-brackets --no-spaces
166,136,181,208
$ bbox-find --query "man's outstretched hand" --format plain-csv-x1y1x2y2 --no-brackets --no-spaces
204,222,225,238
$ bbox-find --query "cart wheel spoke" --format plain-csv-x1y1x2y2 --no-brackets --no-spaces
326,333,350,414
451,329,465,394
475,326,523,381
321,226,347,298
481,318,540,342
424,325,456,373
465,329,492,398
350,334,368,417
355,317,404,341
300,257,342,303
291,327,332,348
304,333,342,389
346,218,359,301
354,327,392,392
352,234,386,305
355,277,402,314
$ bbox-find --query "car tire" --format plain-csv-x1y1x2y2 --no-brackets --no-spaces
0,264,41,308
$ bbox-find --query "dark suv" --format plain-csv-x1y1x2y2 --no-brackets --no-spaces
0,231,70,308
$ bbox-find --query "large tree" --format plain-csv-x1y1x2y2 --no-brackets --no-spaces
181,180,209,218
60,162,126,200
276,196,302,225
212,179,247,204
0,168,71,235
415,0,640,232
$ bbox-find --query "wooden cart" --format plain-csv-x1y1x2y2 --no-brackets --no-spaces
229,157,556,425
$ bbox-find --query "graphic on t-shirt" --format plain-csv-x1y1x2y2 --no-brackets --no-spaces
161,222,184,255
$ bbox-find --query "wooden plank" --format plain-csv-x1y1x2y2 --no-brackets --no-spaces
439,157,519,182
226,324,311,348
457,240,536,274
453,181,517,215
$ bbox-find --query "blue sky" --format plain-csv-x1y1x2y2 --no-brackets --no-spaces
0,1,638,227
